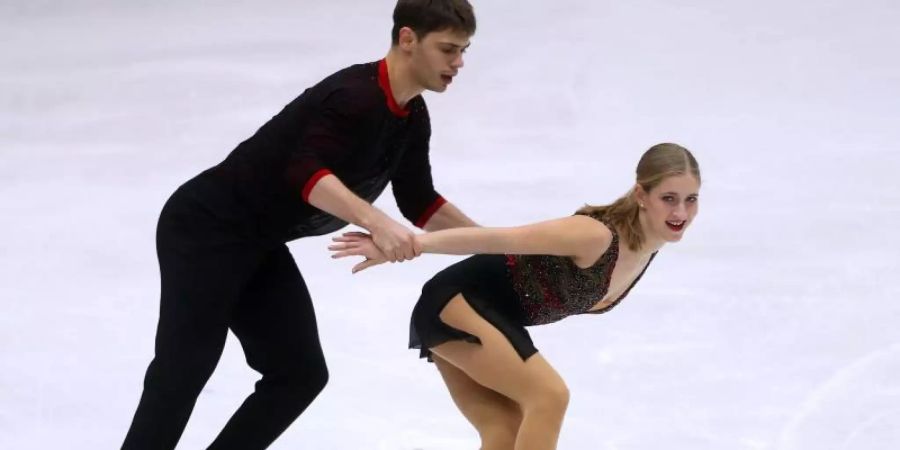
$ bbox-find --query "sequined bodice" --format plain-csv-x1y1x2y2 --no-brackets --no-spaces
505,215,657,326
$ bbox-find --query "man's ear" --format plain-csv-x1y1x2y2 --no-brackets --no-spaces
398,26,418,51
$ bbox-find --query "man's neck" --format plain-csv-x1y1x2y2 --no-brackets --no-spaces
384,50,424,107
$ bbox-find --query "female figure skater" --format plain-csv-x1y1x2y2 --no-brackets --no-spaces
329,143,701,449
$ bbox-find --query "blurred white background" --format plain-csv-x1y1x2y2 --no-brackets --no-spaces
1,0,899,448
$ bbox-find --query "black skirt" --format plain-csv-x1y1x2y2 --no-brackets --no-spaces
409,254,538,362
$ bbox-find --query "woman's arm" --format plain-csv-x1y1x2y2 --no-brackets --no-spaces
330,215,612,272
418,215,612,264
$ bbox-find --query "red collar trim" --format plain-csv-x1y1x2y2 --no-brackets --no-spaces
378,59,410,118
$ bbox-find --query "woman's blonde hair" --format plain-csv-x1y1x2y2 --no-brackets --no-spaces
577,143,700,251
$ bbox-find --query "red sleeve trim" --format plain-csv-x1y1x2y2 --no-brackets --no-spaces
414,196,447,228
301,169,334,203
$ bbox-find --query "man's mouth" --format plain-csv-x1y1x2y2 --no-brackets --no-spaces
665,220,685,232
441,74,455,84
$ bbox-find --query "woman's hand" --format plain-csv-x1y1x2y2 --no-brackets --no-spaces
329,231,389,273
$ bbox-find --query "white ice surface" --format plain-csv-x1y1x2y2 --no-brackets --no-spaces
1,0,899,449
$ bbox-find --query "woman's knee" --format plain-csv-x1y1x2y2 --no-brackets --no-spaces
522,381,570,416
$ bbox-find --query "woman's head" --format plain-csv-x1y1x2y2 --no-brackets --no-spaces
633,143,701,246
577,143,701,251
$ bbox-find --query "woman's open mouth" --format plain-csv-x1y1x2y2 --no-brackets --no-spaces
665,220,685,232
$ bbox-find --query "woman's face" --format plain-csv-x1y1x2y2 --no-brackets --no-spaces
637,173,700,243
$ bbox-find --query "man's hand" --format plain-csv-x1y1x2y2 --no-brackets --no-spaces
329,232,389,273
366,214,421,262
305,174,422,262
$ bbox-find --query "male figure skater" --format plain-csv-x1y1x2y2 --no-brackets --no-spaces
122,1,477,448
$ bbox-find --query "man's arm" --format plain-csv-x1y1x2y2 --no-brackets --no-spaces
307,174,419,262
390,100,478,232
421,201,478,231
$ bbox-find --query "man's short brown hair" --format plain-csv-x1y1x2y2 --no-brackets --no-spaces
391,0,476,45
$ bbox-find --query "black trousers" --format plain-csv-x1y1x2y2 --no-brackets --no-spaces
122,184,328,450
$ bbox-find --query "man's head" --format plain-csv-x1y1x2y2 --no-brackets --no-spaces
391,0,476,46
391,0,476,92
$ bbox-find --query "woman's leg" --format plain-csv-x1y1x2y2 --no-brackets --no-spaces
433,354,521,449
431,295,570,450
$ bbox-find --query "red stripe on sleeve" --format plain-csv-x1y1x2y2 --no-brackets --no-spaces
414,196,447,228
301,169,333,203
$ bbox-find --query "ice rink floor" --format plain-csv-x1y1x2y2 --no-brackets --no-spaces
2,1,899,448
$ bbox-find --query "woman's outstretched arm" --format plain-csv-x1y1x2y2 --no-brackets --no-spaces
331,215,612,272
418,215,610,259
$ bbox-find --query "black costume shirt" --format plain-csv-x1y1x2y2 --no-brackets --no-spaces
194,59,446,242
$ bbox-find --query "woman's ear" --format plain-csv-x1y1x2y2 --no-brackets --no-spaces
633,184,648,209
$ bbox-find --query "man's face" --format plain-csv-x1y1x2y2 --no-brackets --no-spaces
406,28,470,92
